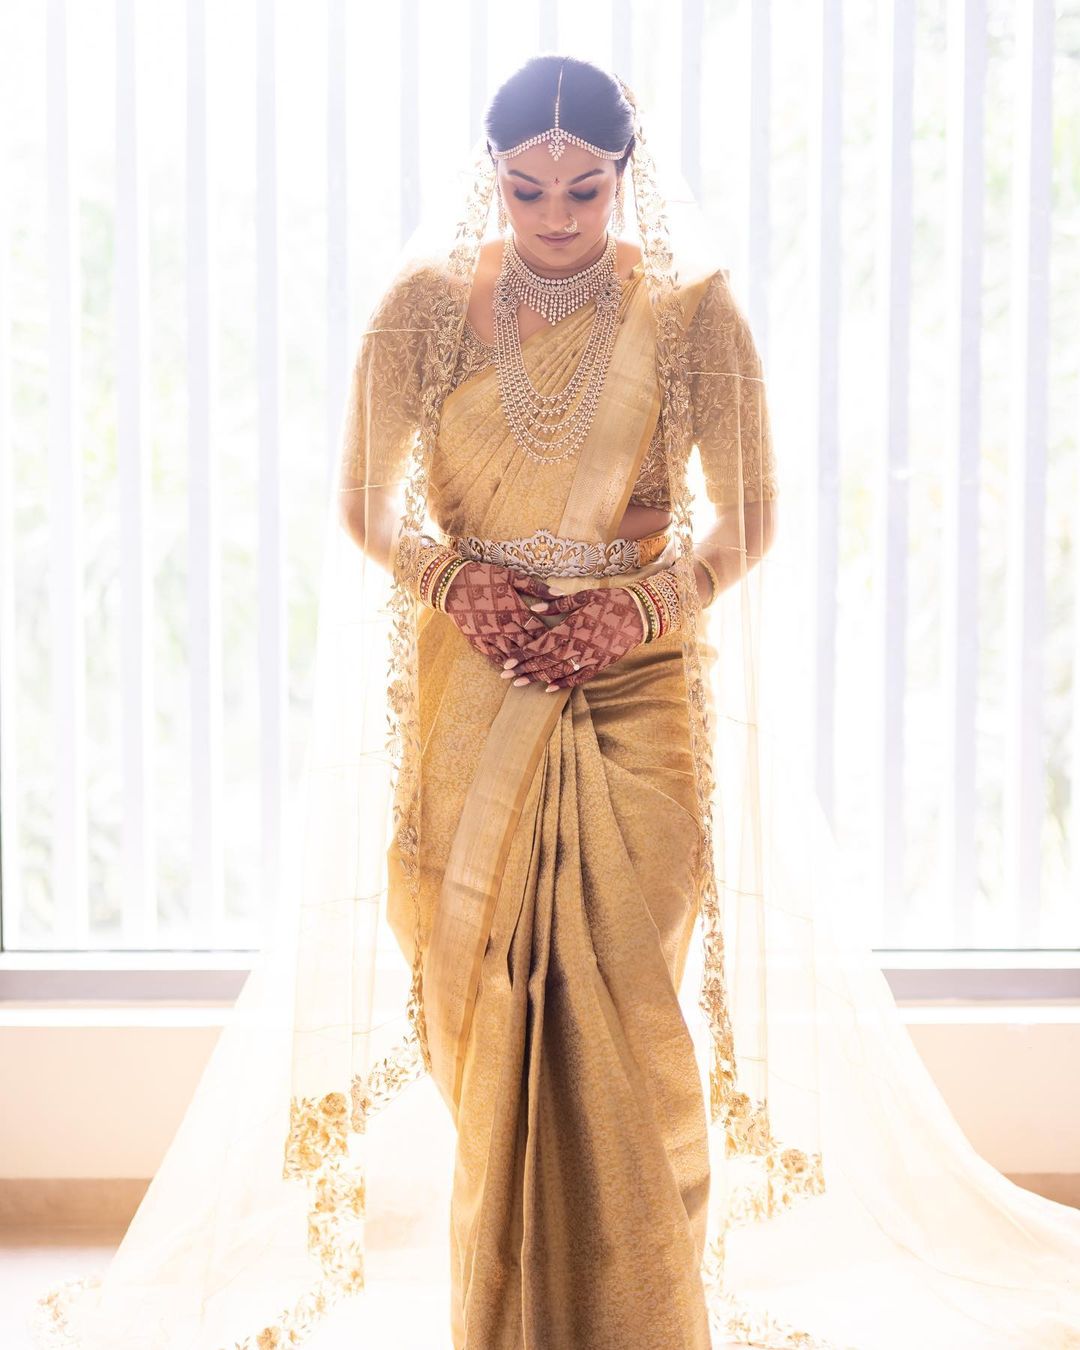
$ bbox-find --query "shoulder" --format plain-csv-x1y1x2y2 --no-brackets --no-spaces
674,265,732,328
679,267,763,378
364,257,453,330
615,238,644,280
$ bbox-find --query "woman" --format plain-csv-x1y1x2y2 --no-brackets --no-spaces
33,55,1080,1350
342,56,764,1347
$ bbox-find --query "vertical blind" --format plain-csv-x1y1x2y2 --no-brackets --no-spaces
0,0,1076,952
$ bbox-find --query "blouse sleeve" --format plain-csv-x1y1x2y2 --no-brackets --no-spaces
686,268,778,509
338,262,436,493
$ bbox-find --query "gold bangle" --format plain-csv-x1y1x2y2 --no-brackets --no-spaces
637,568,682,639
400,534,461,608
694,554,720,608
626,582,659,641
624,586,652,642
433,557,469,611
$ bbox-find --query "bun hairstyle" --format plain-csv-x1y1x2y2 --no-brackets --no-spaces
483,55,636,174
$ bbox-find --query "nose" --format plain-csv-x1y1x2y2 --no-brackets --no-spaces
541,215,576,235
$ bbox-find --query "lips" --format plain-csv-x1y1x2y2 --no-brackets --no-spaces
539,233,579,244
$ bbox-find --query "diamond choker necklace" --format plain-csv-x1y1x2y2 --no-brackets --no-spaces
501,232,619,325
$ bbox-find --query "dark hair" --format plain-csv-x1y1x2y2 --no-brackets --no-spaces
484,56,635,174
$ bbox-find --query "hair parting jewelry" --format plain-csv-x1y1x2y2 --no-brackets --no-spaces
488,58,632,163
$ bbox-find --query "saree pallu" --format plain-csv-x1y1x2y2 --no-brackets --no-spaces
386,269,713,1348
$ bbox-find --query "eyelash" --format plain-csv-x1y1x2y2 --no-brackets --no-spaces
513,189,599,203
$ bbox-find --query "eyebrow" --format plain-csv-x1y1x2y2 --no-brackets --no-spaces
507,168,605,186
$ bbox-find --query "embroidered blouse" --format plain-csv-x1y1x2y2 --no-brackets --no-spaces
344,261,777,513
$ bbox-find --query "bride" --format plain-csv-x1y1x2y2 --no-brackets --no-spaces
33,53,1080,1350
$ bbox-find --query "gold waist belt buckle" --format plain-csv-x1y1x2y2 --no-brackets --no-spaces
445,525,671,579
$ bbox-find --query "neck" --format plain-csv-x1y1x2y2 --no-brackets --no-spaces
510,231,611,279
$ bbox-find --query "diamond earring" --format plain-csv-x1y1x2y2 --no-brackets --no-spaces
495,182,508,233
612,174,625,235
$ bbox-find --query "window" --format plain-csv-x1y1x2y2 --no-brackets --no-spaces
1,1,1077,957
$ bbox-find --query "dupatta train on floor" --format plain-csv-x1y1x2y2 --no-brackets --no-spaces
32,86,1080,1350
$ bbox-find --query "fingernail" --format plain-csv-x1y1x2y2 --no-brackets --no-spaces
513,676,529,686
501,670,514,679
529,602,548,612
503,658,518,668
545,684,558,693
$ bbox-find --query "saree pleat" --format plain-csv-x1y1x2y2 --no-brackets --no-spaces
449,638,710,1350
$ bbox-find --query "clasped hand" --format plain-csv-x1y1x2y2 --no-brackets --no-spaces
441,562,647,691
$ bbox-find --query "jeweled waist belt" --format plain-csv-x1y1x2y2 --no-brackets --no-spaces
443,525,671,579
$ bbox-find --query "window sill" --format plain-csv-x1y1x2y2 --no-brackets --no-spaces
1,948,1078,1012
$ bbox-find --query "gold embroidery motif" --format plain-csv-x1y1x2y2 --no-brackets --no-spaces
31,1275,101,1347
629,418,672,508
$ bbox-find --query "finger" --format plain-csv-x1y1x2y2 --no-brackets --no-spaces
498,627,557,671
512,611,549,639
524,649,591,683
503,649,568,683
545,588,598,615
543,656,600,691
511,573,558,600
504,632,570,675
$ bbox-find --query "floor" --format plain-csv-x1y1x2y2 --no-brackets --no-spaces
1,1229,116,1349
0,1226,749,1348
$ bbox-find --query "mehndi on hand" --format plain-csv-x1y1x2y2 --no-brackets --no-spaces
395,533,554,665
499,562,694,691
497,583,649,691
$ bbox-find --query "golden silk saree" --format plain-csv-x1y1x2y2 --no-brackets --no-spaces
391,264,713,1346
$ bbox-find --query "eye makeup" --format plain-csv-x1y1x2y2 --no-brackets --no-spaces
513,189,600,203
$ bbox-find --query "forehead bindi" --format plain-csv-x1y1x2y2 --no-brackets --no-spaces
505,166,606,189
500,143,610,189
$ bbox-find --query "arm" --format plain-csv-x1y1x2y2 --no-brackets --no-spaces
335,264,555,659
336,264,433,575
691,499,777,605
622,271,778,643
687,267,778,609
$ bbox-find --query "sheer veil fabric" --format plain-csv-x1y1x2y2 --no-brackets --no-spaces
31,77,1080,1350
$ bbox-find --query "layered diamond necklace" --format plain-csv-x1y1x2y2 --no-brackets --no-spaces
492,232,623,465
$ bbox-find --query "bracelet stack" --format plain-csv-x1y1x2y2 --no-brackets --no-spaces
395,531,469,612
417,544,469,612
625,566,684,643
